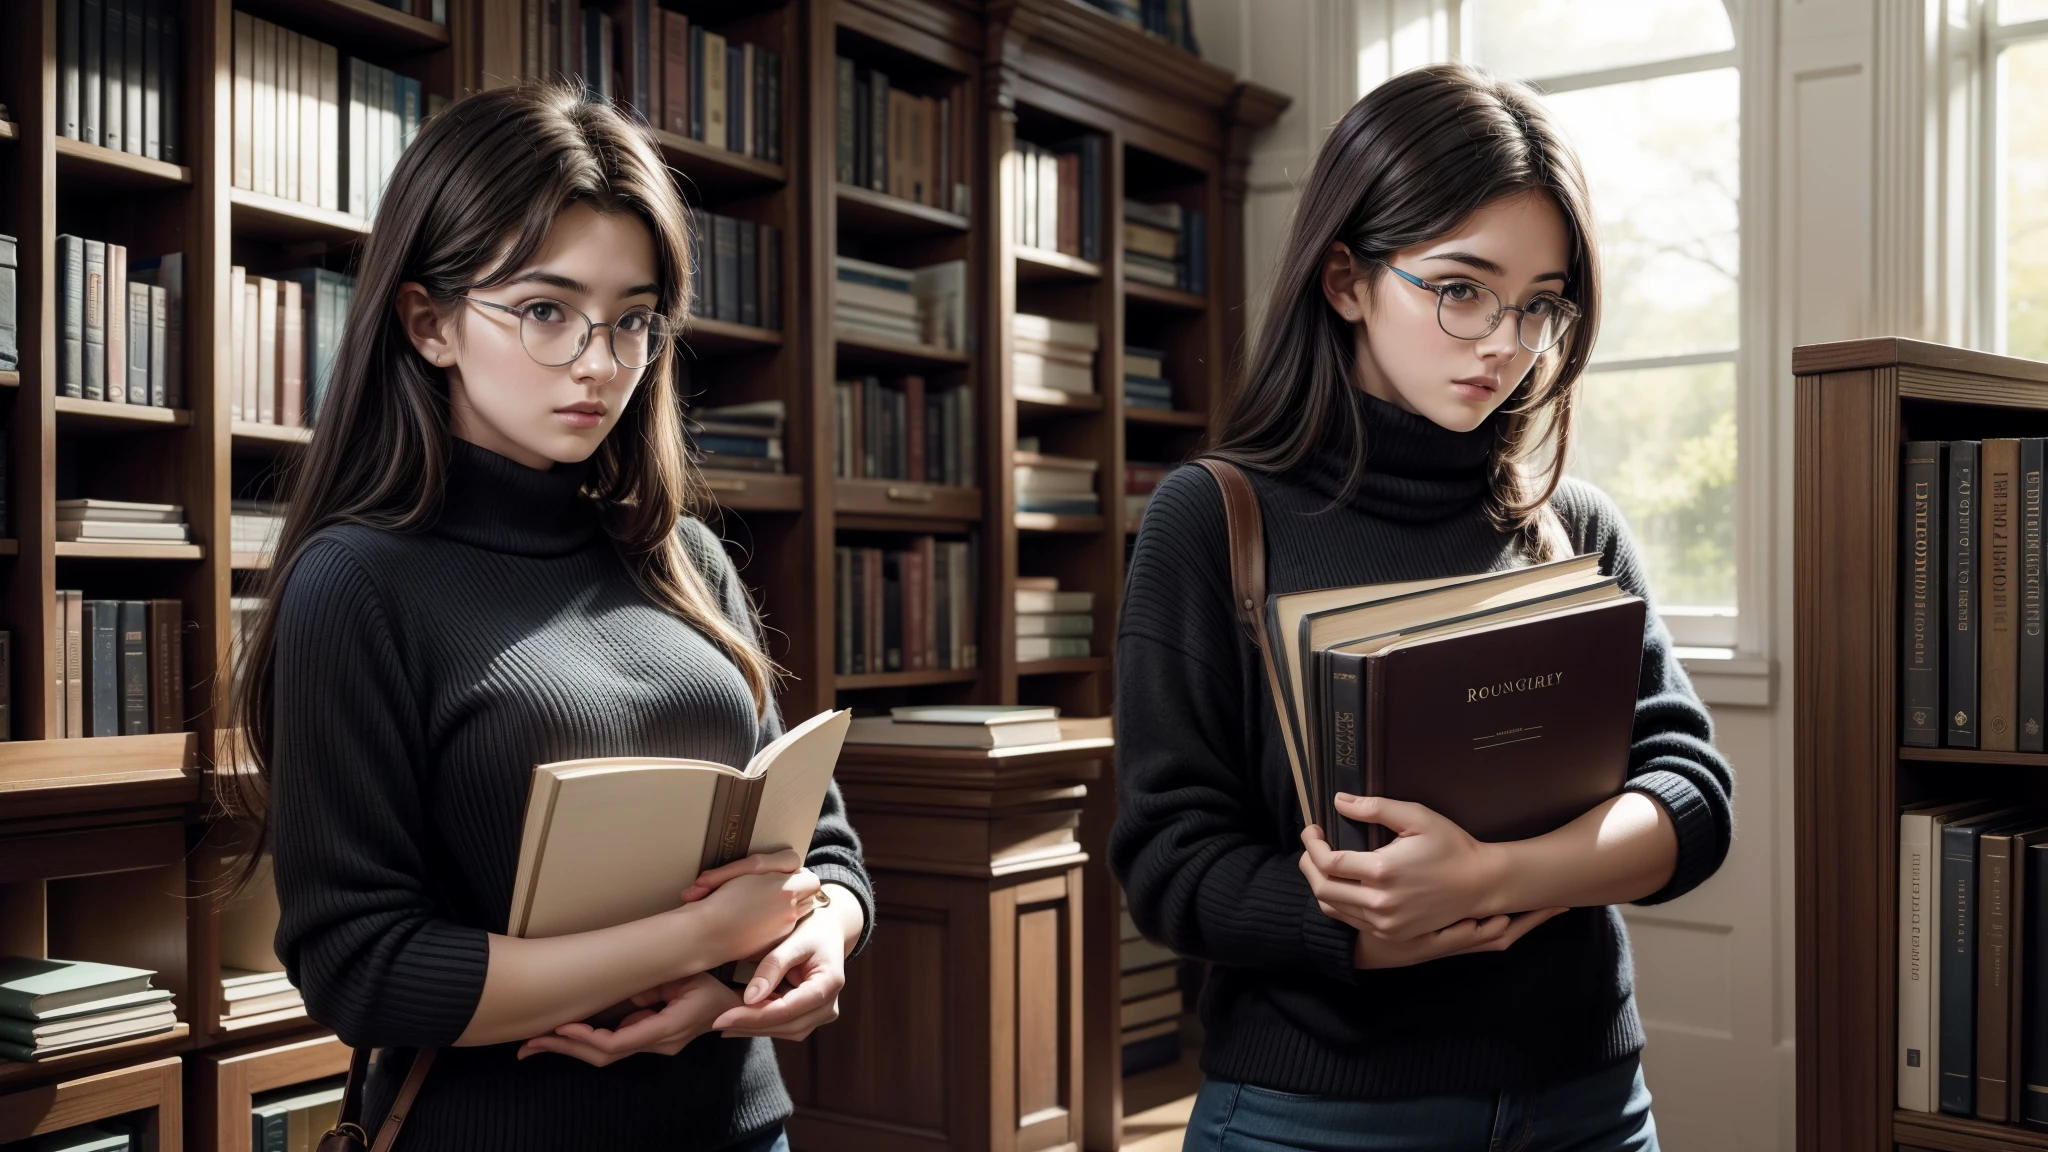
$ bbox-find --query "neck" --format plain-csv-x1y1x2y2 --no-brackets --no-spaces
430,437,600,556
1293,385,1499,524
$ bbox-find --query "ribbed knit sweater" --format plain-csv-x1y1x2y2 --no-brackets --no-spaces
1110,386,1734,1098
268,438,874,1151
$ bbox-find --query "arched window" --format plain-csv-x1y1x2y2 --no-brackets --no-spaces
1464,0,1740,648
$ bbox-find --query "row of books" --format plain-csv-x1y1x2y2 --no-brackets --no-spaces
54,0,183,164
53,580,184,740
834,257,968,352
1081,0,1201,53
833,58,970,216
686,210,782,331
1017,579,1093,663
1015,445,1100,517
1898,440,2048,751
1,234,15,371
1125,462,1173,532
1125,345,1175,410
54,238,184,409
1118,889,1183,1075
832,375,977,487
251,1075,346,1152
687,400,785,475
1897,800,2048,1124
232,14,434,223
230,267,351,428
217,857,306,1028
833,540,979,675
1013,138,1105,263
233,501,285,558
1125,199,1207,295
0,956,176,1064
1014,314,1099,397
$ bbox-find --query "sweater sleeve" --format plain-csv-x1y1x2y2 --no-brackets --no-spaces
1109,468,1361,982
680,518,877,957
269,537,490,1049
1556,481,1736,905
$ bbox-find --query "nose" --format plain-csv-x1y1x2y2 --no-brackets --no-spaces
1473,310,1523,366
571,326,620,386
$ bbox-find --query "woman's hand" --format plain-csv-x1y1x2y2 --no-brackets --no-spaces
515,973,741,1065
1300,794,1525,941
1350,909,1568,969
684,861,822,966
680,850,804,905
712,884,865,1042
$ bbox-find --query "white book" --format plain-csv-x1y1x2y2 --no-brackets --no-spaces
220,966,288,990
912,260,967,351
1,1008,175,1048
232,13,252,190
347,56,367,217
277,27,296,204
317,44,339,211
1013,352,1095,396
253,17,272,197
835,281,918,315
1016,613,1093,637
1898,806,1937,1114
1015,466,1097,495
1013,313,1100,350
1017,589,1094,614
844,716,1063,749
834,255,915,290
889,705,1059,724
299,31,320,207
1018,636,1090,661
54,499,184,521
228,265,245,420
55,521,189,542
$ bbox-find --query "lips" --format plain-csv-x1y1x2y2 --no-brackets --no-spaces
1452,377,1497,394
555,403,606,416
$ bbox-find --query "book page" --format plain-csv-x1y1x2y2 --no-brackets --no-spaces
512,763,727,939
745,710,852,858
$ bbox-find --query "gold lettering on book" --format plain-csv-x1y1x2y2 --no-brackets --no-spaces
1333,710,1355,768
1466,671,1564,703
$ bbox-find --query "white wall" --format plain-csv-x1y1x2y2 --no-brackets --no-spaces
1193,0,1963,1146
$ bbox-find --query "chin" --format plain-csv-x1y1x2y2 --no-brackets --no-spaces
1414,400,1496,435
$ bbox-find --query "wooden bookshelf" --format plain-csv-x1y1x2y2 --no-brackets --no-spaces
1795,338,2048,1152
190,1033,349,1152
0,1055,183,1148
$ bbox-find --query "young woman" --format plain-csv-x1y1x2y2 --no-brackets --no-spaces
228,83,872,1152
1112,64,1734,1151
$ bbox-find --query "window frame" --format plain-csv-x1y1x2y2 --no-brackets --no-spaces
1984,3,2048,355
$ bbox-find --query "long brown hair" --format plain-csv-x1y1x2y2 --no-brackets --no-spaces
1211,63,1600,554
218,82,779,895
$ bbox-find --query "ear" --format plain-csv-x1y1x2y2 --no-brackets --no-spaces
394,282,455,368
1321,243,1367,324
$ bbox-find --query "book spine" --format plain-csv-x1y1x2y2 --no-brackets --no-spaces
713,215,739,324
883,551,902,671
2009,828,2034,1122
147,285,165,407
1950,441,1982,746
126,280,149,405
86,600,117,738
1986,439,2022,749
0,630,12,741
1943,820,1983,1114
103,244,125,403
148,599,178,733
869,68,888,193
2026,842,2048,1125
1901,811,1937,1112
82,240,105,401
80,0,100,145
762,226,781,332
663,11,688,136
1903,442,1947,747
737,219,758,328
1326,650,1371,853
1981,831,2018,1120
0,235,15,373
834,547,852,675
766,49,781,164
143,0,160,159
2028,440,2047,750
124,0,143,155
162,0,180,164
118,601,147,735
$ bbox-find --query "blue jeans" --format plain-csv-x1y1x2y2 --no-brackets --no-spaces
722,1127,790,1152
1182,1056,1657,1152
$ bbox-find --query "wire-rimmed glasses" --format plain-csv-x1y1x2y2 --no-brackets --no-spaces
458,295,672,369
1377,263,1579,355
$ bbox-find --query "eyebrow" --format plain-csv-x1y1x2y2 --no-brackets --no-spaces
503,269,661,298
1421,251,1569,285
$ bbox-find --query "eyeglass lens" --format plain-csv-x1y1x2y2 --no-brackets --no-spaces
1435,284,1570,353
517,300,669,369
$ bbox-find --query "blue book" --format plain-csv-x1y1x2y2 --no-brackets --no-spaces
693,435,773,458
1942,810,2036,1114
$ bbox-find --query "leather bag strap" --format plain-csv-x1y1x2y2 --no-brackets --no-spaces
323,1046,437,1152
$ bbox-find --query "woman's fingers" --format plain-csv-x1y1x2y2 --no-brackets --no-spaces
720,1000,841,1042
679,849,805,903
1332,793,1439,838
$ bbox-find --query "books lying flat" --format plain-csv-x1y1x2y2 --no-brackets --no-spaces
0,1002,176,1046
1121,989,1181,1029
55,521,190,542
220,968,294,997
22,1125,130,1152
845,709,1064,749
508,709,852,938
1121,963,1179,1001
53,499,183,523
1265,553,1646,851
0,1016,175,1061
0,957,157,1018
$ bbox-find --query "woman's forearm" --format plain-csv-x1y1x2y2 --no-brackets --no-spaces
1479,791,1679,916
455,905,723,1047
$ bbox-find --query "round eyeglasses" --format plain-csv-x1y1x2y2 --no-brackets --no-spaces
1376,263,1579,355
458,295,672,370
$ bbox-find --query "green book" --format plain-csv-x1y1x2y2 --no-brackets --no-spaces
0,957,155,1019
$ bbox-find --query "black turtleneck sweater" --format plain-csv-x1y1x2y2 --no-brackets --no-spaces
268,438,874,1151
1110,388,1733,1098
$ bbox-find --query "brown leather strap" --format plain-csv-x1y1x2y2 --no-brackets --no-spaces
324,1046,437,1152
1194,458,1268,643
369,1047,437,1152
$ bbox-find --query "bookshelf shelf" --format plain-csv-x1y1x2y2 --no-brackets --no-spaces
1015,512,1106,534
230,421,313,451
833,330,973,370
1123,280,1208,313
654,129,788,197
54,397,192,431
1015,386,1106,417
680,317,785,358
54,542,205,561
834,479,982,522
1897,746,2048,768
234,0,452,55
228,187,372,243
835,669,981,691
0,1026,191,1093
699,470,803,513
0,1054,182,1145
52,138,192,189
0,732,202,822
1018,657,1110,676
835,183,971,237
1016,248,1103,283
1892,1110,2048,1150
1124,407,1207,428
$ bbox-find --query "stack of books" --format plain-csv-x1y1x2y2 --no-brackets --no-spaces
687,210,782,331
232,500,285,560
219,969,302,1026
1013,314,1097,397
689,400,785,475
535,6,779,161
217,856,304,1027
833,538,978,675
1125,462,1173,532
250,1075,347,1152
1012,138,1104,262
1014,446,1100,517
0,957,177,1063
844,704,1064,749
232,14,431,222
55,0,185,163
1016,577,1092,663
1118,891,1183,1075
833,57,970,215
18,1123,133,1151
1,233,17,372
50,590,184,740
56,499,186,545
1080,0,1200,53
1123,200,1207,294
54,237,182,408
833,376,976,486
834,257,968,352
1123,344,1174,410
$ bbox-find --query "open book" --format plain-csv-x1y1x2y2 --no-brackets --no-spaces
507,709,852,939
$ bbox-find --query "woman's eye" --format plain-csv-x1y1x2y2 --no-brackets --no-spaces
1440,282,1482,303
523,301,568,324
616,311,652,333
1526,295,1563,317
